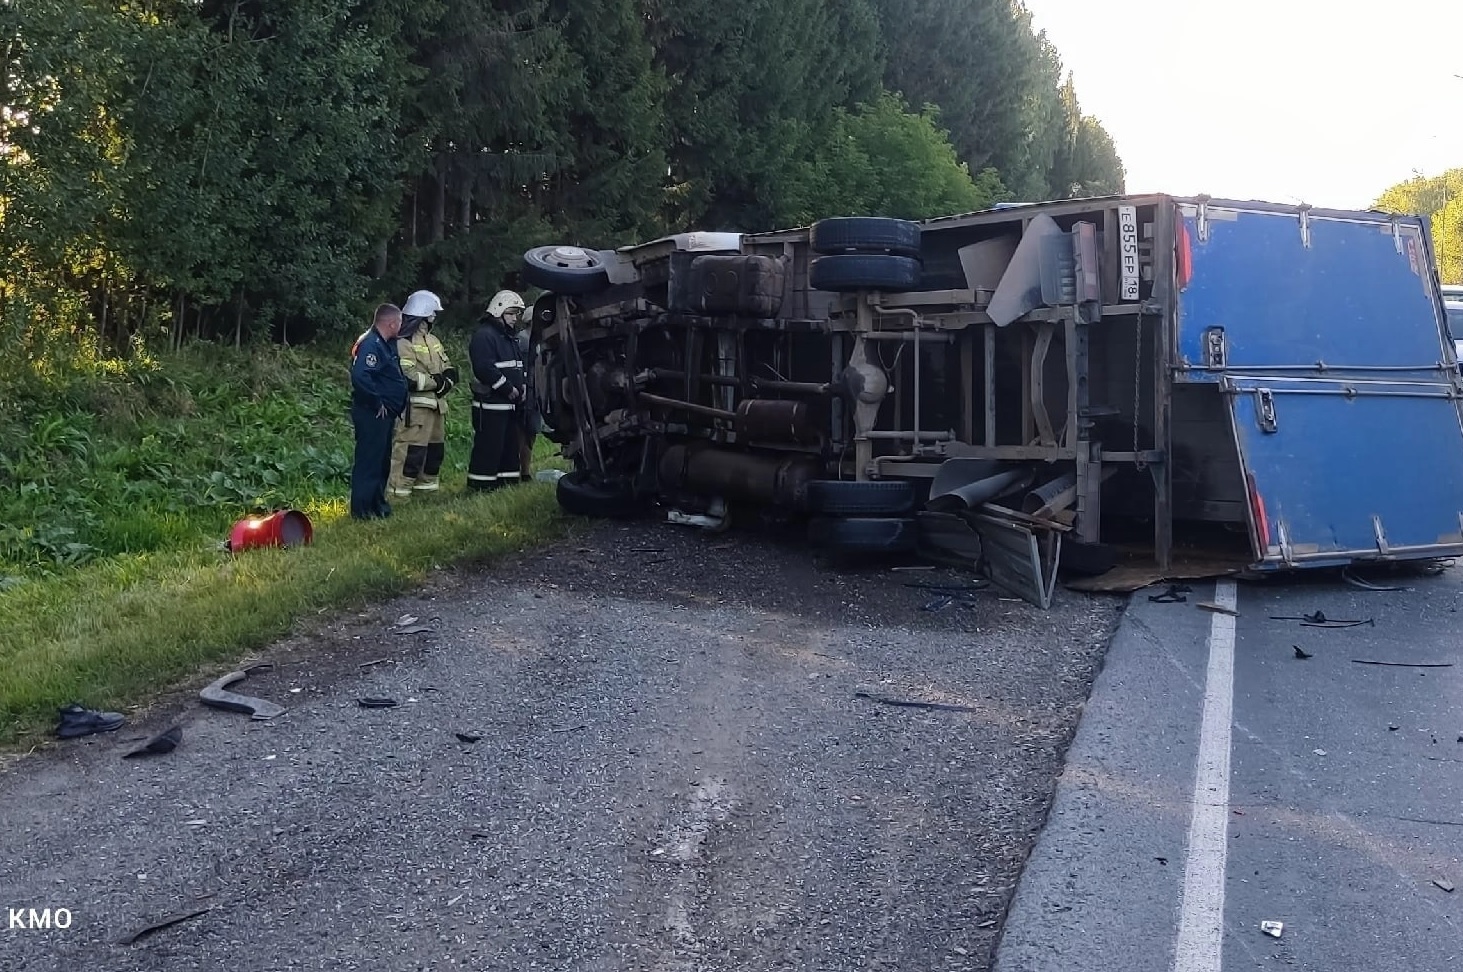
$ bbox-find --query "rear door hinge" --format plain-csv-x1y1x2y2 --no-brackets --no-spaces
1299,204,1313,248
1255,388,1278,433
1203,326,1227,369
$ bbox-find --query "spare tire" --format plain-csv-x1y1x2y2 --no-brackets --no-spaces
523,245,610,296
812,217,921,258
806,480,915,516
808,516,918,554
555,471,643,518
810,254,922,293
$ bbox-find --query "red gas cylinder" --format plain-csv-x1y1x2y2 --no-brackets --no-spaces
228,509,314,553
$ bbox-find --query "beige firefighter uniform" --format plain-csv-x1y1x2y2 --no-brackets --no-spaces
388,328,454,495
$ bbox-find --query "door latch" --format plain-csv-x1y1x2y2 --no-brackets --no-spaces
1203,326,1227,369
1255,388,1278,433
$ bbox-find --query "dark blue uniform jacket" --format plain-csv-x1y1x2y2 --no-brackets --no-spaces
351,328,409,417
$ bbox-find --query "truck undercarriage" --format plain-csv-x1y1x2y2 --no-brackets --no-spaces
524,196,1463,605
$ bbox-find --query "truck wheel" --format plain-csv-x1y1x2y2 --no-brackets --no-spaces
806,480,915,516
556,472,643,518
808,516,918,554
811,217,921,258
810,254,921,293
523,245,610,296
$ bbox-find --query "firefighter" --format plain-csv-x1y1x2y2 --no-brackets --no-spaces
388,290,458,497
466,290,527,490
517,321,541,479
349,303,409,519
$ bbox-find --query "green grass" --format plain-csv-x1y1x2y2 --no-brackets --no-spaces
0,342,577,744
0,480,573,744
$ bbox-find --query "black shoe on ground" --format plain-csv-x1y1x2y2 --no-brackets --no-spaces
56,703,126,739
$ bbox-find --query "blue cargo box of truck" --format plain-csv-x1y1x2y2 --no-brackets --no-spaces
1174,198,1463,568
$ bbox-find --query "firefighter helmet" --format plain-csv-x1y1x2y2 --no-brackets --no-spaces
486,290,525,320
402,290,444,319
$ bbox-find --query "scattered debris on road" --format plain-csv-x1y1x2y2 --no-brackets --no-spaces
1148,584,1192,603
455,732,482,743
117,903,212,945
1260,920,1284,938
1270,610,1375,629
1293,645,1314,660
1341,568,1408,592
122,725,183,759
200,668,286,720
853,691,982,714
356,698,399,709
1197,601,1240,617
1434,879,1456,893
1351,659,1454,669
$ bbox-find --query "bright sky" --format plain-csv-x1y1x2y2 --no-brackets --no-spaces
1024,0,1463,209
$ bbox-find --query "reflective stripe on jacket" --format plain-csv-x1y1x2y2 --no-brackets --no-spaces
398,330,453,413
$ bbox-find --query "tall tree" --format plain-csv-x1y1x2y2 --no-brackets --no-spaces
644,0,884,231
1375,169,1463,285
538,0,668,244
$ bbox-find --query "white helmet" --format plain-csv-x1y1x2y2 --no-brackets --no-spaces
402,289,444,319
486,290,525,320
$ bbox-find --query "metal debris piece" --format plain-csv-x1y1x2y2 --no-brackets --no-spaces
395,625,432,635
853,691,981,714
1434,879,1455,893
1312,748,1327,756
117,905,211,945
455,732,482,743
1260,920,1284,938
1269,610,1375,629
1293,645,1313,660
1148,583,1192,603
1341,568,1408,592
550,724,588,734
396,614,418,626
357,658,390,669
1351,659,1453,669
356,698,398,709
1197,601,1240,617
200,671,286,720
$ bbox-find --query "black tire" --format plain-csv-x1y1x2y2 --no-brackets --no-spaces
523,245,610,296
811,217,921,258
810,254,921,293
808,516,918,554
1059,540,1118,577
805,479,915,516
556,471,643,518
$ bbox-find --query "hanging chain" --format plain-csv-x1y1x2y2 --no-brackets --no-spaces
1133,310,1146,470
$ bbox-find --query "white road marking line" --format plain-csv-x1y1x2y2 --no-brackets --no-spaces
1173,579,1238,972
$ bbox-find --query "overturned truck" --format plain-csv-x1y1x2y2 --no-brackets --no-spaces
522,195,1463,604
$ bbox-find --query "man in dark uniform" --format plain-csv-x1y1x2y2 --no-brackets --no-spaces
466,290,527,490
350,303,409,518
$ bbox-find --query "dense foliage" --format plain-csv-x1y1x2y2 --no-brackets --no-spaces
1374,169,1463,286
3,0,1125,347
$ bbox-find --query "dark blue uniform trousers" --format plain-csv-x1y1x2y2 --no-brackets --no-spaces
351,404,397,519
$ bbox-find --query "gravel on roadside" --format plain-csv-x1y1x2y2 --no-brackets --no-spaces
0,518,1123,971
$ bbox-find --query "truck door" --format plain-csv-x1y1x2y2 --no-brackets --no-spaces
1176,201,1463,566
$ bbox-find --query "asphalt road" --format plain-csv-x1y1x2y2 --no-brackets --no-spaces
0,519,1120,971
995,566,1463,972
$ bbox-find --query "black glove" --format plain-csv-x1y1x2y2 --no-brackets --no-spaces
436,367,458,396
